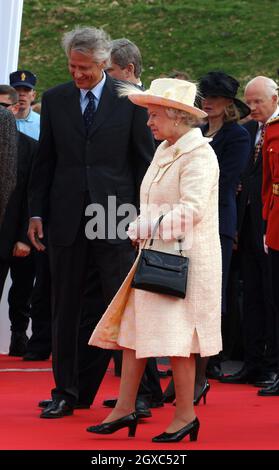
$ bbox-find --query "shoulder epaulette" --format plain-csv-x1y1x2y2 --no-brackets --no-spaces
267,115,279,126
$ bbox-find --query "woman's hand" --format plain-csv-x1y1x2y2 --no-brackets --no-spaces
126,217,152,241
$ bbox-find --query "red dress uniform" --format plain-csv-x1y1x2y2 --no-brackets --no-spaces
262,117,279,250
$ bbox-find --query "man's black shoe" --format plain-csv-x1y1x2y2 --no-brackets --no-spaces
102,397,152,418
220,367,258,384
23,352,50,361
254,372,278,388
206,364,224,380
40,399,74,418
8,332,28,357
258,377,279,396
158,370,168,378
103,398,117,408
150,399,164,408
158,368,172,378
38,398,90,409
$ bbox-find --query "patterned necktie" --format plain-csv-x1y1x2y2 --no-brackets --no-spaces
253,123,266,163
83,91,95,131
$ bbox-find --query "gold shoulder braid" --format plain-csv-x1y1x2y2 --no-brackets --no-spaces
267,115,279,126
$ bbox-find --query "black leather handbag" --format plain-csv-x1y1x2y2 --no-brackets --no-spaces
131,215,189,298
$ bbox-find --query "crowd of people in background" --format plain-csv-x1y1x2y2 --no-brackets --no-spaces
0,25,279,442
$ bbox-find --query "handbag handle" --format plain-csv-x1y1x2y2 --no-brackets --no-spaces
148,214,184,255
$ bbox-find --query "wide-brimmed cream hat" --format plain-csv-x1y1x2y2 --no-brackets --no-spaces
118,78,207,118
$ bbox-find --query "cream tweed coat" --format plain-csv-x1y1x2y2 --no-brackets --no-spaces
89,128,222,358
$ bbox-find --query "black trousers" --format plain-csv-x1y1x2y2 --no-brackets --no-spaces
49,216,135,406
239,211,277,373
138,358,163,403
27,250,52,356
220,234,234,314
0,254,35,333
269,248,279,367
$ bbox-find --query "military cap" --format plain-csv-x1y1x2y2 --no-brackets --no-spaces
9,70,37,89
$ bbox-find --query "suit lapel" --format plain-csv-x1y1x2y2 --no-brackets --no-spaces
61,77,119,138
62,83,86,137
88,75,118,138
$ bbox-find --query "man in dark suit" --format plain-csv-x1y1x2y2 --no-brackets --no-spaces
0,87,37,355
28,27,155,418
221,76,279,386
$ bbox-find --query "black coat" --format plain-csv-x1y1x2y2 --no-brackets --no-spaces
0,131,37,259
202,122,250,239
29,75,155,246
237,120,265,249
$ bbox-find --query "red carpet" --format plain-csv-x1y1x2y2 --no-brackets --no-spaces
0,354,279,450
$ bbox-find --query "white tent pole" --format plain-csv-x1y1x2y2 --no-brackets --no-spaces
0,0,24,84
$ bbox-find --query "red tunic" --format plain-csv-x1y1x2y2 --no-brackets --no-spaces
262,117,279,250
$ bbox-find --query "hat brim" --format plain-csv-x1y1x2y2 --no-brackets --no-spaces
11,82,34,89
201,91,250,119
128,94,207,118
233,98,251,119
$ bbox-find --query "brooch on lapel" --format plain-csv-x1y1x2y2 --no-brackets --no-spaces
174,147,181,158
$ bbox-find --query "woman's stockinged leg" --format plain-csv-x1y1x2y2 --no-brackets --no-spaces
167,355,196,433
102,348,147,423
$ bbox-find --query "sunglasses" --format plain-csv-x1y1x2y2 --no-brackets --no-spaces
0,102,17,108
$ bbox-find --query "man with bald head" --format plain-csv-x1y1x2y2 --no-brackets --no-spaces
221,76,279,386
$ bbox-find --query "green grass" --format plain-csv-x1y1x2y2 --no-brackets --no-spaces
19,0,279,98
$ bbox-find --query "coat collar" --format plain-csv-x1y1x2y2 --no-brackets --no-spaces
156,128,212,167
61,75,118,138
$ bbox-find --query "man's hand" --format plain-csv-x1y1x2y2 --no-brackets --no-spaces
28,218,46,251
13,242,31,257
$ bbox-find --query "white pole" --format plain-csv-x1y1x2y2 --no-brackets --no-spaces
0,0,24,84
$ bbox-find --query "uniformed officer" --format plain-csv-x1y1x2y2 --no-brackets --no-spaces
9,70,40,141
258,116,279,396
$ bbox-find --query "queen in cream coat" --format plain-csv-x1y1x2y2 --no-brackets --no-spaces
87,78,222,443
89,128,222,358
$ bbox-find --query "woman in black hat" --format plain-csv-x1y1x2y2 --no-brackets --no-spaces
193,71,251,395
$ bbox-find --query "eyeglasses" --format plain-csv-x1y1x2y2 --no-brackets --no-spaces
0,102,17,108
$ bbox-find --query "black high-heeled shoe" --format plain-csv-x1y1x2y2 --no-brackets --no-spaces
152,417,200,443
194,380,210,406
86,412,138,437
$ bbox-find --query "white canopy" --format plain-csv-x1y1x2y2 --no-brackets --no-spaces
0,0,24,84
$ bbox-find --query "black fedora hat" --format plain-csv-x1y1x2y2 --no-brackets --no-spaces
199,71,250,119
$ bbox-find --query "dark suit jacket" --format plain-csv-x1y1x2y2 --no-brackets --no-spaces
237,120,266,250
29,75,155,246
0,131,37,260
202,122,250,239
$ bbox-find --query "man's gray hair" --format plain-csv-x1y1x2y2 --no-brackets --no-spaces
62,27,112,65
245,76,279,98
111,38,142,78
